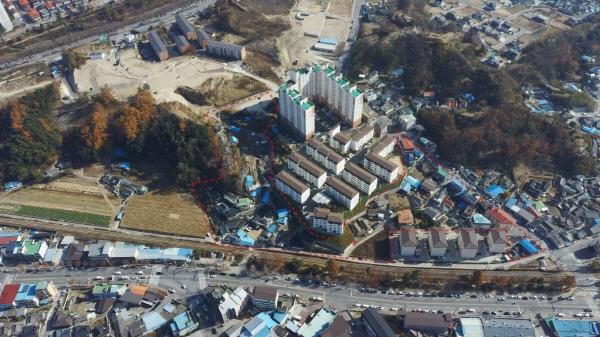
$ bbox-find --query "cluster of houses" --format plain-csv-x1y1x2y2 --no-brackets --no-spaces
198,284,400,337
148,13,246,62
0,230,193,267
1,0,86,26
274,122,403,236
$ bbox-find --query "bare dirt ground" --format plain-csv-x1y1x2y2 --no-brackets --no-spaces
121,191,210,238
297,0,329,13
193,75,268,107
0,63,54,100
327,0,353,17
0,176,119,216
74,49,229,105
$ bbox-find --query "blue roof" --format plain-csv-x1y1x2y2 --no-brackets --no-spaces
297,307,336,337
319,37,338,45
277,217,287,224
256,312,278,329
548,318,600,337
272,311,288,324
519,239,539,255
400,181,413,193
595,219,600,225
16,284,37,301
114,148,127,157
276,208,288,218
405,175,421,188
505,197,518,208
143,312,168,331
267,224,278,233
229,126,241,133
178,248,193,257
0,231,22,238
485,184,505,198
245,175,254,187
4,181,22,190
236,230,255,247
471,213,492,225
172,312,194,332
230,136,239,143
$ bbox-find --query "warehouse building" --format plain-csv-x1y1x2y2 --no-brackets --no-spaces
287,152,327,188
148,31,169,61
312,208,344,235
305,139,346,175
175,36,191,54
341,162,378,195
175,13,197,41
325,177,359,211
206,40,246,61
275,170,311,204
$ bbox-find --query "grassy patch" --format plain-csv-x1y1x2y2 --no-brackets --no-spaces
321,224,355,249
350,231,390,260
15,205,111,226
341,178,403,218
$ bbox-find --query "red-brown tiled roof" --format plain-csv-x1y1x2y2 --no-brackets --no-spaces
0,284,20,305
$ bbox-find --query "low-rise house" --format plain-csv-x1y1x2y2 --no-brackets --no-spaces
397,311,453,336
428,228,448,257
297,306,337,337
252,286,278,312
361,308,395,337
458,228,478,259
487,207,518,227
396,209,414,227
312,208,344,235
0,284,19,309
91,284,127,299
218,287,249,322
170,311,199,337
398,227,417,257
486,228,507,254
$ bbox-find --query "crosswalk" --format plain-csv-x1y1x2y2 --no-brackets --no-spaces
148,265,163,286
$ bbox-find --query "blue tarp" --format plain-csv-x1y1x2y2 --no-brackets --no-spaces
114,148,127,157
485,184,505,198
245,176,254,188
229,126,241,133
236,229,255,247
505,197,518,208
3,181,22,191
277,217,287,224
519,239,539,255
472,213,492,225
276,208,288,218
261,190,270,204
267,224,277,233
581,126,600,135
405,175,421,188
116,162,131,171
230,136,239,144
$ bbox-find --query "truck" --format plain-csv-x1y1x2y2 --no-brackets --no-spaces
94,276,104,281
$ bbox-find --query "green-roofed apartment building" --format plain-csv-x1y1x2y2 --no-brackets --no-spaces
278,63,364,140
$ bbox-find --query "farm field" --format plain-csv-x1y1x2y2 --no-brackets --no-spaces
120,192,210,238
0,178,118,214
12,205,111,226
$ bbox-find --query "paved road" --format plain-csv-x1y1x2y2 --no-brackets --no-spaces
10,265,598,320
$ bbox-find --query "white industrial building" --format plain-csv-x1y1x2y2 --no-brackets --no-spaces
312,208,344,235
275,170,311,204
341,162,378,195
363,152,399,183
305,139,346,175
324,176,360,211
278,84,316,140
287,152,327,188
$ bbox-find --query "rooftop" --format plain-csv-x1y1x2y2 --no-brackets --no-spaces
481,318,535,337
253,286,278,302
344,162,377,184
276,170,310,195
429,227,448,248
307,139,345,164
365,152,398,172
289,152,326,178
326,176,359,199
297,306,337,337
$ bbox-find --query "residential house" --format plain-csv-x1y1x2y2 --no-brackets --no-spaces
252,286,278,312
486,228,506,254
361,308,395,337
458,228,478,259
218,287,249,322
397,311,453,336
428,228,448,257
398,227,417,257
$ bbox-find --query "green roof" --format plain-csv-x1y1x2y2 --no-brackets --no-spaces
279,84,288,91
336,77,349,87
288,89,299,97
22,241,41,255
324,66,335,76
298,68,309,75
237,198,253,207
351,88,362,97
92,284,125,294
301,101,314,111
312,64,322,72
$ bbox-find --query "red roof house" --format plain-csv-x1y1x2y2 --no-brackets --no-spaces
0,284,20,308
0,236,20,246
487,207,518,226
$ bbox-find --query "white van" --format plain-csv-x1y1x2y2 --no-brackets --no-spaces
94,276,104,281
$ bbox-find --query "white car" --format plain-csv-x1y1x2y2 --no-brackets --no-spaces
168,289,176,294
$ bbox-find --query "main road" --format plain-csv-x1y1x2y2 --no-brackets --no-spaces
9,265,598,320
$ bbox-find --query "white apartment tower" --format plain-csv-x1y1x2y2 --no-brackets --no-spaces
278,84,316,140
0,4,14,32
278,64,364,139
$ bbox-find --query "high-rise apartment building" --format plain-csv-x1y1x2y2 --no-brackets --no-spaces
278,64,364,139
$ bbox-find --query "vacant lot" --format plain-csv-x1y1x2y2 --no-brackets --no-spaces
351,231,390,260
327,0,353,17
121,192,210,238
177,75,268,107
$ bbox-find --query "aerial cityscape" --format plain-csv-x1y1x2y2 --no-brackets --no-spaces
0,0,599,336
